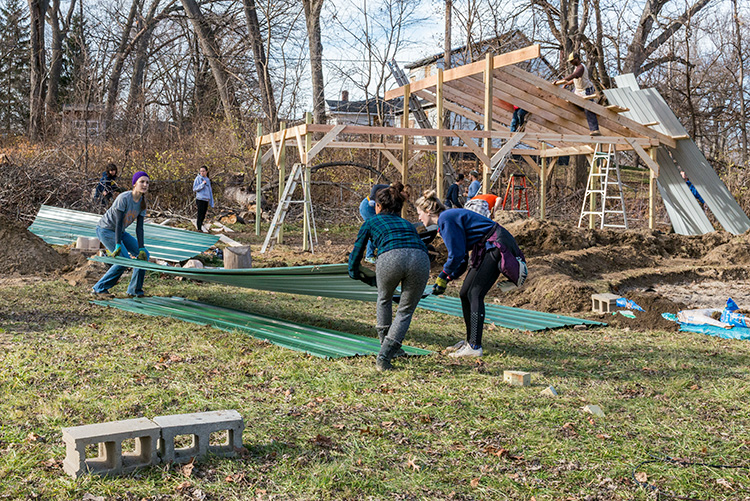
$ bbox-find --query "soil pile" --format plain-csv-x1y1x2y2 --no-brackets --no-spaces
0,215,67,275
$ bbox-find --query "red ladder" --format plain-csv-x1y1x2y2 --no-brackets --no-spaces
501,173,530,216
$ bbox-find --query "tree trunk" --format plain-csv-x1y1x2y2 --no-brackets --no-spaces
28,0,50,141
44,0,76,119
180,0,244,137
302,0,325,124
125,0,162,131
732,0,747,165
242,0,278,131
104,0,141,133
444,0,452,71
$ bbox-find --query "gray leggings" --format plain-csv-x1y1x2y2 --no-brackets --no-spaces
376,248,431,344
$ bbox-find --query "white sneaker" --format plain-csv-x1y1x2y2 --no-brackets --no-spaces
444,340,466,354
448,344,483,358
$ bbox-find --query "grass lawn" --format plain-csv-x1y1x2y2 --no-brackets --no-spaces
0,277,748,500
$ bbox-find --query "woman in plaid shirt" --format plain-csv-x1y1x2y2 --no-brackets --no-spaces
348,182,430,371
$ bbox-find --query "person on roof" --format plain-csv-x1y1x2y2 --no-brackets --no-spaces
91,171,151,298
348,182,430,371
415,191,527,358
554,52,601,136
510,106,528,133
358,183,389,263
444,173,465,208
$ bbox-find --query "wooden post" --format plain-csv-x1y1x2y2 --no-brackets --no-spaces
649,148,657,229
255,123,262,236
482,53,493,194
435,69,445,200
277,121,286,244
303,112,312,251
402,84,410,218
540,143,546,220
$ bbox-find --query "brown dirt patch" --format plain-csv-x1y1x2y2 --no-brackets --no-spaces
0,215,69,275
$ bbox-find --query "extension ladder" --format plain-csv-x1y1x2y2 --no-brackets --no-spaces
260,163,317,253
501,173,530,216
577,143,628,229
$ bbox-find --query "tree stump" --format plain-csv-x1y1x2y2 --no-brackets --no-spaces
224,246,252,269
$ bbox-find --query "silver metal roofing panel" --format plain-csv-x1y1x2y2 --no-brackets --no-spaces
29,205,219,262
639,89,688,138
613,73,640,90
669,139,750,235
654,147,714,235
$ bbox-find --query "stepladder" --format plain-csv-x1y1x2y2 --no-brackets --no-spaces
260,163,317,253
501,173,530,216
578,143,628,229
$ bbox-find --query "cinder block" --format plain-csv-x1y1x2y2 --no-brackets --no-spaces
62,417,160,478
153,410,244,464
503,370,531,387
76,237,100,251
591,293,621,313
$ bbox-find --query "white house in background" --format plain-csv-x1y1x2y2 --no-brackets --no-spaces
396,31,556,147
325,90,402,127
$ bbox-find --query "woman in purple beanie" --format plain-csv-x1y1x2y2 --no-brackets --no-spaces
91,171,151,298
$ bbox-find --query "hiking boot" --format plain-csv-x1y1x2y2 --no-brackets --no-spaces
376,338,402,371
444,339,467,354
128,293,147,298
91,290,114,299
448,343,483,358
589,130,602,136
377,327,406,358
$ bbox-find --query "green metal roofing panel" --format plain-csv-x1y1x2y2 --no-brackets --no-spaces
29,205,219,262
92,257,604,330
91,296,432,359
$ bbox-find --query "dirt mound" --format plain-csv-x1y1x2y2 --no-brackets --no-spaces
702,232,750,264
0,215,67,275
602,292,686,332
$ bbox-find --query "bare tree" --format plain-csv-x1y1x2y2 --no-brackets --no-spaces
242,0,278,130
302,0,325,124
731,0,747,164
45,0,76,118
27,0,49,140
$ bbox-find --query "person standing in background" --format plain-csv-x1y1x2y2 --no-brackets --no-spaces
444,173,465,208
193,165,214,232
94,163,120,206
466,170,481,199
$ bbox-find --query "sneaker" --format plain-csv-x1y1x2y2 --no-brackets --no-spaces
443,339,467,354
448,344,483,358
364,256,377,264
590,130,602,136
91,290,114,299
128,293,147,298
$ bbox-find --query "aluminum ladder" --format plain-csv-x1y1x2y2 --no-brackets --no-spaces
578,143,628,229
387,59,457,184
261,163,317,253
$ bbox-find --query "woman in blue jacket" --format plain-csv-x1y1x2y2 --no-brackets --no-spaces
415,190,527,357
193,165,214,232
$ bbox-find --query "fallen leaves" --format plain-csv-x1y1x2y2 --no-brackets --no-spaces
312,434,333,448
634,471,648,483
470,477,480,488
181,462,195,478
405,457,421,471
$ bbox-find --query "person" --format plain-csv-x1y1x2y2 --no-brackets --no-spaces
510,106,528,133
349,182,430,371
358,183,389,263
415,191,527,357
91,171,151,298
681,171,706,206
466,170,481,199
444,173,465,208
554,53,601,136
193,165,215,232
94,163,120,206
466,193,499,218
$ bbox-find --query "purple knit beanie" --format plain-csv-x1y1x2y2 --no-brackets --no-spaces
132,171,149,185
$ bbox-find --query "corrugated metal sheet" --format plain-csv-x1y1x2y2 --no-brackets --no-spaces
29,205,219,262
92,256,604,330
613,73,640,91
604,87,750,235
91,296,431,359
418,295,605,331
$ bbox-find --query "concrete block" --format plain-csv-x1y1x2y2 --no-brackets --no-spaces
583,404,605,417
503,370,531,387
153,410,244,464
540,386,558,396
591,293,621,313
76,237,100,251
62,417,160,478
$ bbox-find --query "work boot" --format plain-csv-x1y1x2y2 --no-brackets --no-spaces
377,326,406,358
376,338,403,371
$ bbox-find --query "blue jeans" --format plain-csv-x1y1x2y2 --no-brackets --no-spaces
358,197,377,259
510,109,527,132
584,87,599,132
93,227,145,296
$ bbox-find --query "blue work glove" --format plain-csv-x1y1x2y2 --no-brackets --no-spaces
137,247,150,261
432,276,448,295
108,243,123,257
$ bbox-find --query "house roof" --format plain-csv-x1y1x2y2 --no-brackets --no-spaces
326,97,403,115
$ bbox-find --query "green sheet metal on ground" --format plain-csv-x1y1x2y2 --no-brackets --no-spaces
91,296,432,359
91,256,605,330
29,205,219,262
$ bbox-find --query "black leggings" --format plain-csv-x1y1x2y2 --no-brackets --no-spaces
196,199,209,231
459,247,502,347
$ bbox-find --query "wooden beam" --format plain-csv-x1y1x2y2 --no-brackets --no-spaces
490,132,526,168
483,53,494,194
521,154,541,175
626,138,660,176
455,130,491,166
402,84,410,218
306,124,346,162
435,68,445,200
293,125,305,164
648,148,657,229
540,143,546,220
384,44,541,100
381,148,403,174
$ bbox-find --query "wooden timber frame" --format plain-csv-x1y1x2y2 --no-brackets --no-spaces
256,44,678,236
